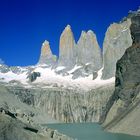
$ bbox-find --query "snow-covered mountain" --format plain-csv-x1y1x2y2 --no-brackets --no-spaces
0,19,132,90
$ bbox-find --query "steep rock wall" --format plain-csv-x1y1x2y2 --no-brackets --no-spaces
102,19,132,79
102,44,140,136
7,84,114,123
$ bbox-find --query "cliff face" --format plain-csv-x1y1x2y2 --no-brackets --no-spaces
102,9,140,136
58,25,76,68
5,83,114,123
102,44,140,136
77,30,102,71
38,40,57,65
57,25,102,77
101,19,132,79
129,10,140,44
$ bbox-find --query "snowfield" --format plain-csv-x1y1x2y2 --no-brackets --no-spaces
0,65,115,91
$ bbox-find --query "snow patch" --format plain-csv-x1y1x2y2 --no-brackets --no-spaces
55,66,66,71
68,65,82,74
0,66,115,91
0,71,28,84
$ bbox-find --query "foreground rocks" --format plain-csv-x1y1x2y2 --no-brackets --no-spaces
0,113,73,140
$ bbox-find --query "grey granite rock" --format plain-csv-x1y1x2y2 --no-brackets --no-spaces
130,10,140,44
102,44,140,136
77,30,102,71
102,19,132,79
0,113,72,140
101,11,140,136
0,85,73,140
58,25,76,68
102,8,140,125
7,84,114,123
102,9,140,132
38,40,57,65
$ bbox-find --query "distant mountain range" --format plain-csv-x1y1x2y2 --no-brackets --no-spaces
0,9,133,87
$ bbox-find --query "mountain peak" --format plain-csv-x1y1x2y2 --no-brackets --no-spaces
58,25,76,67
41,40,52,57
65,24,71,30
77,29,102,71
81,31,87,38
61,24,73,38
38,40,57,65
42,40,49,46
87,30,95,35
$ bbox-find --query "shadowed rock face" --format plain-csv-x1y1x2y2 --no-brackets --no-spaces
77,30,102,71
58,25,76,68
102,44,140,136
115,44,140,108
27,72,41,82
38,40,57,65
130,11,140,44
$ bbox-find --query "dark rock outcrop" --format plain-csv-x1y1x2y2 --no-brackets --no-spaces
27,72,41,82
115,44,140,104
102,44,140,136
129,10,140,44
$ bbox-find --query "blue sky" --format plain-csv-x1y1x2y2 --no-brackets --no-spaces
0,0,139,66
